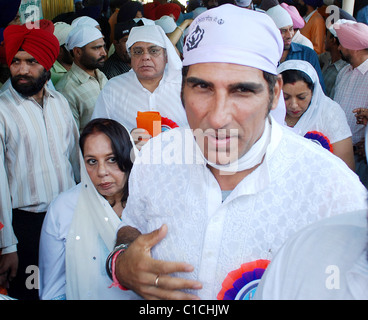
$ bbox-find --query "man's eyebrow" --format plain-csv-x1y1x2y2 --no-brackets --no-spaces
186,76,213,87
186,77,264,92
12,57,38,63
228,82,264,92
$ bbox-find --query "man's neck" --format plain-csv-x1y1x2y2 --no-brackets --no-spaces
351,52,368,69
31,87,45,107
139,76,163,93
330,48,341,64
74,61,97,78
306,5,315,16
58,59,72,71
209,162,262,191
280,49,289,63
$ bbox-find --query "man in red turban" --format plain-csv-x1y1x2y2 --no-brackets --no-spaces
0,23,80,300
3,23,59,101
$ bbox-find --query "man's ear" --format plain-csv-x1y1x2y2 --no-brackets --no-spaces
270,74,283,111
73,47,82,58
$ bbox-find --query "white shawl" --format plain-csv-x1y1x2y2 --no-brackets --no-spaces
65,152,122,299
277,60,340,136
65,137,138,299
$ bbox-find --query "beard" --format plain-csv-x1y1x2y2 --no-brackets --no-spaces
11,69,50,97
80,52,106,70
339,50,351,64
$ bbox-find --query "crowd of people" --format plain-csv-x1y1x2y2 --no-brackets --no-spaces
0,0,368,301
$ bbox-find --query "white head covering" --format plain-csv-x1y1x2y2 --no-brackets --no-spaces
71,15,99,28
277,59,340,136
53,22,73,46
235,0,252,7
133,17,155,25
266,5,293,29
126,24,182,81
183,4,283,75
65,25,104,50
155,15,177,33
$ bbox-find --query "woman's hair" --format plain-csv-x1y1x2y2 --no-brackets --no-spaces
280,69,314,92
79,118,134,203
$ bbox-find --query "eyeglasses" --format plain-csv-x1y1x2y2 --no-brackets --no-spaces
131,46,164,58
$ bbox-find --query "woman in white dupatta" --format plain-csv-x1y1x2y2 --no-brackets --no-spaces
277,59,355,171
39,118,139,300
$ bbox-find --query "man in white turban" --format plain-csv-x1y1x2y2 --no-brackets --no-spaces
107,4,366,300
92,24,188,149
55,25,108,133
266,4,326,92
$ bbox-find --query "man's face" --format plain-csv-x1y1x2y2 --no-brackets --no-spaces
59,45,73,65
280,25,295,50
10,50,49,97
130,41,167,82
294,0,308,17
79,37,106,70
182,62,281,165
114,34,130,63
324,30,334,52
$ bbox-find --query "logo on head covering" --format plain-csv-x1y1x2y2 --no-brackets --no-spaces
185,25,205,51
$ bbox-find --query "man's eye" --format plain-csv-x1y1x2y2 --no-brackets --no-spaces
133,49,143,55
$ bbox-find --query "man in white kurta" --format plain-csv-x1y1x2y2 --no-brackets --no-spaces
120,121,367,299
91,25,188,132
113,5,367,300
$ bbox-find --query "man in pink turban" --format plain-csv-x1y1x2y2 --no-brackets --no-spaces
333,22,368,188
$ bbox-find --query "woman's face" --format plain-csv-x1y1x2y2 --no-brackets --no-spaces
283,80,313,120
83,131,127,202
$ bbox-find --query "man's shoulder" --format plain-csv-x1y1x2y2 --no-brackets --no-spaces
101,70,136,92
291,42,317,56
275,126,356,172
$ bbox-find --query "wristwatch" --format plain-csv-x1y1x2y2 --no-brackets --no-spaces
105,243,130,280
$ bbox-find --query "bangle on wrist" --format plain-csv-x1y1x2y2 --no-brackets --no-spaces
108,249,129,291
106,243,130,281
177,25,184,33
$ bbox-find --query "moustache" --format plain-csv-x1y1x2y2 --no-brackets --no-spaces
13,75,33,82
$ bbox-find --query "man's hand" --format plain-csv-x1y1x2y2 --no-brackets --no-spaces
130,128,152,151
115,224,202,300
0,252,18,288
353,108,368,126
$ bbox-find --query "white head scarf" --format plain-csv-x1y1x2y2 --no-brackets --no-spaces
155,15,177,33
266,5,293,29
182,4,285,173
126,24,182,82
65,25,104,50
53,22,73,46
183,4,283,75
277,59,340,136
71,16,99,28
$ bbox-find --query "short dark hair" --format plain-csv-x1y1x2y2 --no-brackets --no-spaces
79,118,134,203
280,69,314,92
